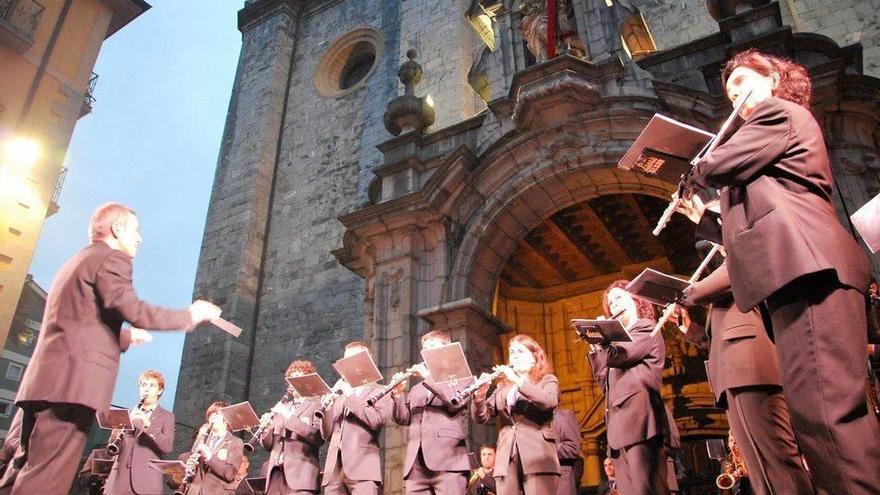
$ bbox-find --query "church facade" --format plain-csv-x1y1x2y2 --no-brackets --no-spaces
174,0,880,492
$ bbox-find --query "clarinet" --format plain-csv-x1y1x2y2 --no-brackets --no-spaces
450,369,503,406
243,388,296,453
174,425,211,495
107,397,145,456
366,363,423,406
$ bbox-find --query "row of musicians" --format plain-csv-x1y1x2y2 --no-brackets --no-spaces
60,276,696,495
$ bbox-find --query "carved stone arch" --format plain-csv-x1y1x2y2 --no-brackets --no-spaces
446,159,675,310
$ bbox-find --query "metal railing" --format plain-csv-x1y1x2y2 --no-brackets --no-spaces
0,0,45,41
47,166,67,217
84,72,98,109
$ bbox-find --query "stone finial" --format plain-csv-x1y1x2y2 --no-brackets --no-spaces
398,49,422,96
383,49,435,136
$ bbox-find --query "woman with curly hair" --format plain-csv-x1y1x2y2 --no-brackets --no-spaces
471,334,561,494
690,48,878,495
587,280,668,495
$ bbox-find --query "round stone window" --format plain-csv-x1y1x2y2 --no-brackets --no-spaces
314,28,383,98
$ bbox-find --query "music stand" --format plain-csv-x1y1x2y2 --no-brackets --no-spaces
242,477,267,494
852,192,880,253
333,350,383,387
626,268,691,306
96,408,133,431
287,373,332,398
220,402,260,433
148,459,186,479
421,342,473,384
705,438,727,460
570,319,633,345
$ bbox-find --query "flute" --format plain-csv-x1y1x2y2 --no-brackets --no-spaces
366,362,424,406
450,369,503,406
651,243,723,336
652,89,753,236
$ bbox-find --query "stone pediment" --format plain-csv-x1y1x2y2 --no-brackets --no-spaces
489,54,624,129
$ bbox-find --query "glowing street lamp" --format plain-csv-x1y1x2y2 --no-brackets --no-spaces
2,137,43,171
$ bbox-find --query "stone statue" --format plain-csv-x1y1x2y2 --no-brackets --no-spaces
519,0,586,62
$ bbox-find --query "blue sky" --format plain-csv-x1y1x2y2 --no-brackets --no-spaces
28,1,242,409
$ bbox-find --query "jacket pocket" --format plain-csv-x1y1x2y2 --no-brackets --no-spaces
437,428,465,440
82,350,117,370
611,390,639,407
541,429,557,441
721,324,758,341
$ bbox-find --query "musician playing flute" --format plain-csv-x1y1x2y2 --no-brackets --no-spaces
185,401,244,495
587,281,668,495
688,48,879,495
320,342,393,495
472,334,561,495
390,330,473,494
258,360,323,495
104,370,174,495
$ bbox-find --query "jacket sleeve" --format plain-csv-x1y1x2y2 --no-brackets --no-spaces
205,437,242,483
683,263,733,307
553,409,582,460
391,393,412,426
692,99,791,189
587,350,609,390
95,250,193,331
344,392,389,432
285,406,323,447
471,388,498,424
422,378,471,413
318,399,342,442
518,375,559,411
138,410,174,455
605,327,662,369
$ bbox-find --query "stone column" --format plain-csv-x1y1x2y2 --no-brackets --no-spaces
173,0,303,449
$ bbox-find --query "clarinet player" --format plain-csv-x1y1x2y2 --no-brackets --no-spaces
104,370,174,495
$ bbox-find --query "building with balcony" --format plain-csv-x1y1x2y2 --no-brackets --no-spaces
0,0,151,352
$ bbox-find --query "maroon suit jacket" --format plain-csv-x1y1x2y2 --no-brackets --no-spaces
692,97,871,310
260,398,323,491
104,405,175,495
682,263,782,406
552,408,582,495
320,383,392,485
472,374,561,477
392,377,473,477
588,319,666,450
188,432,244,494
16,242,192,412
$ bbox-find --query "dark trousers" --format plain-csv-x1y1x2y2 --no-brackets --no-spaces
0,402,94,495
726,386,813,495
608,436,667,495
767,276,880,495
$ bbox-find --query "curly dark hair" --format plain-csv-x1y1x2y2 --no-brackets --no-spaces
721,48,812,109
602,279,655,320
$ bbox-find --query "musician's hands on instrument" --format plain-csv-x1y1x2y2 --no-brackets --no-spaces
391,371,408,397
129,327,153,346
336,379,354,397
493,365,524,387
412,363,430,379
196,443,213,461
673,306,691,334
675,195,706,224
474,372,494,401
130,409,151,429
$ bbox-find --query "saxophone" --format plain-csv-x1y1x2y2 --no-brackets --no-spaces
716,442,747,490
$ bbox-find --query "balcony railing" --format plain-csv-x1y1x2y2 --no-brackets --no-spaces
0,0,45,44
81,72,98,117
46,166,67,218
